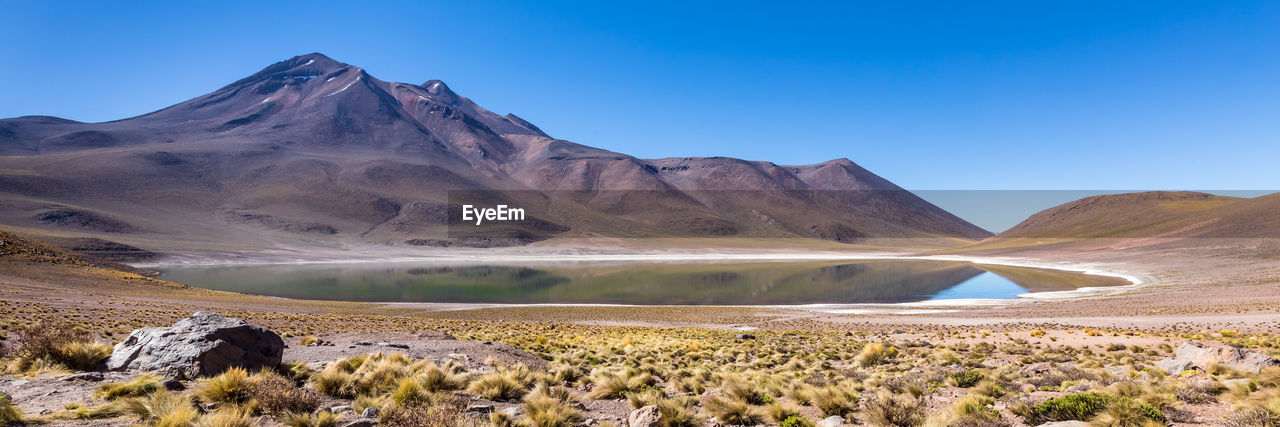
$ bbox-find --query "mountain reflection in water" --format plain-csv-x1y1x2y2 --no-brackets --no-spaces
157,260,1126,304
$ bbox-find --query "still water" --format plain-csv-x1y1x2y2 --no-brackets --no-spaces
156,260,1126,305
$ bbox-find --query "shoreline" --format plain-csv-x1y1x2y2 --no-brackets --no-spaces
143,250,1153,313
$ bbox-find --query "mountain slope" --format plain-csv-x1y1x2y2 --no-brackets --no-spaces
993,191,1280,239
0,53,990,251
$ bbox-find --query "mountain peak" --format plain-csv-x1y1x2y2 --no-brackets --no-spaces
421,79,456,96
288,52,345,70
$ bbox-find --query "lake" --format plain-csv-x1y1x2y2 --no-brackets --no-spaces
155,259,1129,305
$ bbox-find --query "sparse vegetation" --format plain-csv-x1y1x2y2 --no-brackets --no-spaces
1,318,110,373
0,393,22,426
95,374,164,400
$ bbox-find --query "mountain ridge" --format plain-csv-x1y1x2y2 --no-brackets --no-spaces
0,53,991,250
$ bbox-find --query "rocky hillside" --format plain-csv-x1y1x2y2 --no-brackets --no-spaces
0,53,989,250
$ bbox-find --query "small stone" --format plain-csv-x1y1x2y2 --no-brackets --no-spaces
355,341,373,346
1065,382,1094,393
59,372,105,382
466,404,494,414
162,378,186,391
9,380,29,387
1223,378,1253,388
361,407,379,418
817,415,845,427
329,405,353,414
735,334,756,340
202,402,219,411
628,405,660,427
1103,366,1129,377
376,342,409,349
502,406,523,417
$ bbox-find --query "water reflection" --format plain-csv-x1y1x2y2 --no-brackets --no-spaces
157,260,1125,305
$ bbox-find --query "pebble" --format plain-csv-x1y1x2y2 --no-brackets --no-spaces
58,372,105,382
466,404,494,414
817,415,844,427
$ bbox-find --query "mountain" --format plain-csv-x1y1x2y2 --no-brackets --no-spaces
0,53,989,250
991,191,1280,239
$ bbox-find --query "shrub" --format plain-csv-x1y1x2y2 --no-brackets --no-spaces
949,369,986,388
972,380,1005,398
528,383,579,405
588,369,654,399
196,367,254,404
523,394,585,427
352,353,411,395
53,341,112,371
312,369,359,398
1089,397,1167,426
1026,393,1113,424
0,393,22,425
721,376,770,405
624,390,699,427
391,377,430,406
857,343,897,367
1223,406,1280,427
66,402,127,420
251,372,321,415
808,385,859,418
779,415,813,427
282,410,341,427
123,390,199,426
863,393,925,427
934,394,1005,427
467,364,534,401
550,362,585,385
379,393,469,427
417,365,462,392
194,407,254,427
95,374,163,400
705,396,764,426
5,319,109,372
765,402,807,425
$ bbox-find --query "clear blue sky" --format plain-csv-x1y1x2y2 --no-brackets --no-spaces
2,1,1278,199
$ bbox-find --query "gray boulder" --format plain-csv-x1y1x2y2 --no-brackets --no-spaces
105,312,284,379
1155,342,1279,374
1155,358,1193,374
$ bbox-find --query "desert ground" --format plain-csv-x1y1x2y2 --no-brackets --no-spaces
1,231,1279,426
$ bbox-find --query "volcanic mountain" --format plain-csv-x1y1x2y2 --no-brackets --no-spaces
0,53,989,251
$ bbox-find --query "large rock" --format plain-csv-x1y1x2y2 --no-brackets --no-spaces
1155,342,1279,374
105,312,284,379
628,405,660,427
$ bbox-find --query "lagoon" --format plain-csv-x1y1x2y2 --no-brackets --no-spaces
156,259,1128,305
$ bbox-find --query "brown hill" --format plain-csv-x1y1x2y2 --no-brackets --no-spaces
0,53,989,251
992,191,1280,239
